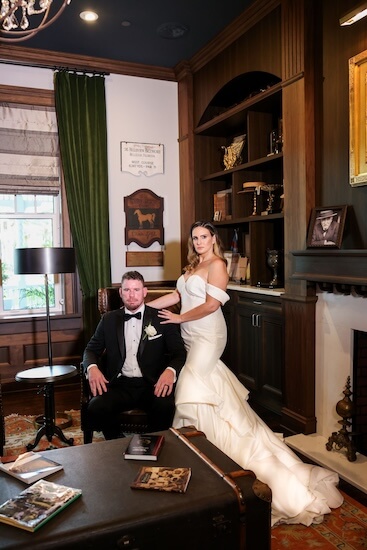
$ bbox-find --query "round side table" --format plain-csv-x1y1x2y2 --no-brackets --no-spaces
15,365,77,451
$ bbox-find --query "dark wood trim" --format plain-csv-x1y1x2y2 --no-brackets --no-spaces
291,249,367,286
177,67,195,268
281,293,317,434
0,84,54,105
0,45,176,81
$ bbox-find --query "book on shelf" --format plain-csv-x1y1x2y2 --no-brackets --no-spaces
213,188,232,221
0,452,63,484
0,479,82,532
225,253,248,282
131,466,191,493
124,434,165,461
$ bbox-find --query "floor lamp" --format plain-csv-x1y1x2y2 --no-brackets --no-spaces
14,247,76,368
14,247,77,450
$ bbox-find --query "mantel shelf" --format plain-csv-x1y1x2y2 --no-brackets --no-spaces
291,249,367,287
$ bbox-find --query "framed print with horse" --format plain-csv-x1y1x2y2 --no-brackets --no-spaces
124,188,164,266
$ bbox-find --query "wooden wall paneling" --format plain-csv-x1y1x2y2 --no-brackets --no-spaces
280,0,321,434
322,0,367,248
192,7,282,126
189,0,281,74
0,316,83,389
281,295,317,434
177,66,195,267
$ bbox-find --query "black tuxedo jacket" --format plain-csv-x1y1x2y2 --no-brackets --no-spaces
83,305,186,385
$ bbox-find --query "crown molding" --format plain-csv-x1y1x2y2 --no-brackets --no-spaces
0,44,176,81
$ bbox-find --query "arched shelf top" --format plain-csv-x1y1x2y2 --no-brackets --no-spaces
198,71,281,127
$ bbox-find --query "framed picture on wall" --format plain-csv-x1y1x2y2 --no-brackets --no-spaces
124,188,164,247
307,205,347,249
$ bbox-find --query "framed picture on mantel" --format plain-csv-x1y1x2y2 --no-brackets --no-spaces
307,205,347,249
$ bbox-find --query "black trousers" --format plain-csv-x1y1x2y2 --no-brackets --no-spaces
87,376,175,439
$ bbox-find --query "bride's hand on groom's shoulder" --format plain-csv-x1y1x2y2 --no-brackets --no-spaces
158,309,182,324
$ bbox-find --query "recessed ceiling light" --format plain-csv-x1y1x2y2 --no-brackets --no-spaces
80,11,99,23
121,20,131,27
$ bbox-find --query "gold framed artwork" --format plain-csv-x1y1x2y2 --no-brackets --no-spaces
349,50,367,187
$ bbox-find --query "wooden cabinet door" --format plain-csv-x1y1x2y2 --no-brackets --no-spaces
234,294,283,414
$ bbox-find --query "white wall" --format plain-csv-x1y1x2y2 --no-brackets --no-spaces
0,65,181,284
315,292,367,438
105,73,180,283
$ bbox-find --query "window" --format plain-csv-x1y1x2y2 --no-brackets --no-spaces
0,89,74,317
0,193,63,315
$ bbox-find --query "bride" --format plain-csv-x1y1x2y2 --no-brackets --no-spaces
148,220,343,526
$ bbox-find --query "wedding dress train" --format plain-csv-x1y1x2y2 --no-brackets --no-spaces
173,274,343,526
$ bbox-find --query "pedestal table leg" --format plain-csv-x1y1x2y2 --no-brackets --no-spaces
26,382,74,451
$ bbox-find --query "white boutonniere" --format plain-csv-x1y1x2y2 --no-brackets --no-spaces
144,322,157,340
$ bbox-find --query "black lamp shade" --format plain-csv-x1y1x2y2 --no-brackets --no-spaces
14,247,76,275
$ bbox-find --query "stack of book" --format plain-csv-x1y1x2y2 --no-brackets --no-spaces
213,188,232,221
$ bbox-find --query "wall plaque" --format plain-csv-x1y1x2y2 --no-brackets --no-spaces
121,142,164,176
124,188,164,248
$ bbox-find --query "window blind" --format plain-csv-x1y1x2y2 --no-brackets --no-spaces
0,102,60,195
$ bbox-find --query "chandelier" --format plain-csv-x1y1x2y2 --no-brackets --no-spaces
0,0,71,42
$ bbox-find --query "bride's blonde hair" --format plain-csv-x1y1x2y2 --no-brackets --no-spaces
185,220,227,272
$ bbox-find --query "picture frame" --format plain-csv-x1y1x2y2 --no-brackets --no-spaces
307,205,347,249
124,188,164,248
349,50,367,187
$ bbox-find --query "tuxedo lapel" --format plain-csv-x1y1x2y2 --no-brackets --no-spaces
138,308,154,360
116,309,126,362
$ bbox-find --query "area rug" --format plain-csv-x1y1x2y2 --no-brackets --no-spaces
2,410,104,457
271,491,367,549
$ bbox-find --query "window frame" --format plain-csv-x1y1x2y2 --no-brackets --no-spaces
0,84,77,318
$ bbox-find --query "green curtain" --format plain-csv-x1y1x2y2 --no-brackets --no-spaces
54,71,111,343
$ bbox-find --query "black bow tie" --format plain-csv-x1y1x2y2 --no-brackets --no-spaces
124,312,142,321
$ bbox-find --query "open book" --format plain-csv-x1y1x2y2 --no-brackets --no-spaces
0,479,82,532
0,452,63,484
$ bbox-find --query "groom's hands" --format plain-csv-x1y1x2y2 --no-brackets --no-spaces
88,365,109,396
154,368,175,397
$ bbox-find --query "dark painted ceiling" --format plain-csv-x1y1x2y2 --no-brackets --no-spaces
1,0,256,68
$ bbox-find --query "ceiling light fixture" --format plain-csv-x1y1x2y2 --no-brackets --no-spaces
80,10,98,23
0,0,71,42
340,2,367,25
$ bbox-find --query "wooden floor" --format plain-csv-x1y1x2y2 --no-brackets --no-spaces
2,382,367,507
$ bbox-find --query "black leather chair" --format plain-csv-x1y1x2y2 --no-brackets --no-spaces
80,285,179,444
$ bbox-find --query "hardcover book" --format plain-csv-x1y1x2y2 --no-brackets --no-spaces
0,451,63,484
124,434,165,461
131,466,191,493
0,479,82,532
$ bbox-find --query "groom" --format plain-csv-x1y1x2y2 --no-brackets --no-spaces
83,271,186,439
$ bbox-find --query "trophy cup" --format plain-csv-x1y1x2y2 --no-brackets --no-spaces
267,249,281,288
261,184,282,215
242,181,263,216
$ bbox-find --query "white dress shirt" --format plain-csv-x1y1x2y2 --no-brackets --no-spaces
121,304,145,377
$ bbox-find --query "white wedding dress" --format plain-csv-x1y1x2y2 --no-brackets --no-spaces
173,274,343,527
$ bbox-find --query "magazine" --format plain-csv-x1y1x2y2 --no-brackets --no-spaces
0,452,63,484
124,434,165,461
131,466,191,493
0,479,82,532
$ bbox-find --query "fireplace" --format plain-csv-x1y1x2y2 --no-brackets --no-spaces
315,292,367,441
286,250,367,490
353,330,367,456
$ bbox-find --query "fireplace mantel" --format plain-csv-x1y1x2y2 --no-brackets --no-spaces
291,249,367,294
